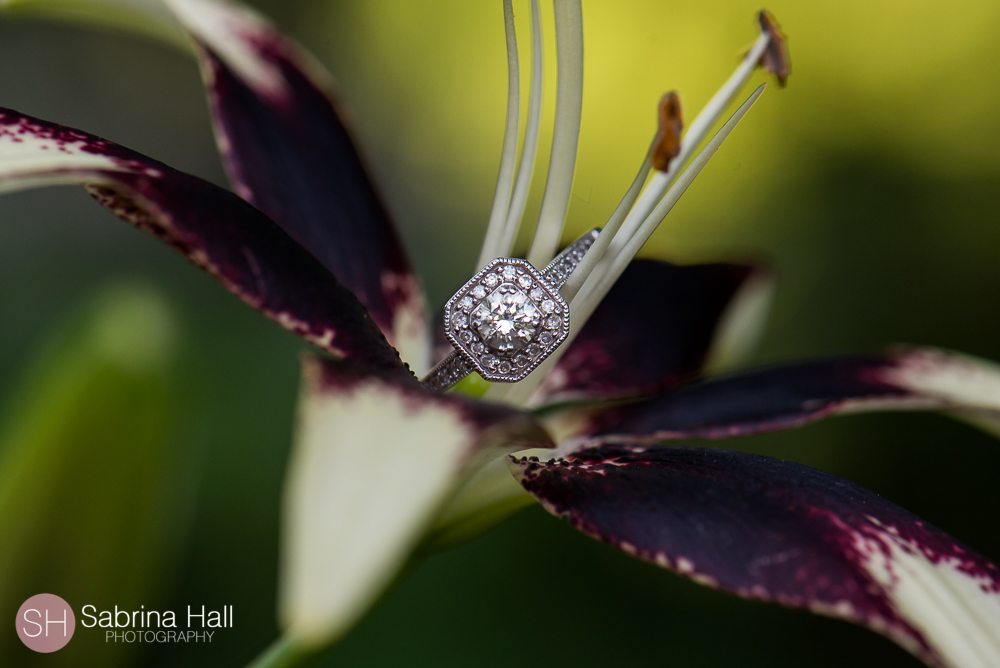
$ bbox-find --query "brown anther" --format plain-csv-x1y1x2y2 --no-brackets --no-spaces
651,91,683,172
757,10,790,87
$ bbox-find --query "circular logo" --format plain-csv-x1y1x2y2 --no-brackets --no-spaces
16,594,75,652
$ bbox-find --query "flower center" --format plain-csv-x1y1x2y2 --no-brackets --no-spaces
472,284,540,352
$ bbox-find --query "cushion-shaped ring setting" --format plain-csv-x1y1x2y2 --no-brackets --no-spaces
443,258,569,383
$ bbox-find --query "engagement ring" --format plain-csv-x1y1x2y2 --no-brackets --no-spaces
423,229,598,391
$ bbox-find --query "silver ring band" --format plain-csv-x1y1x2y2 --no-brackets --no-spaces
423,229,598,391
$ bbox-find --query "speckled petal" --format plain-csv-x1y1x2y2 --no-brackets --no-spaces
0,107,402,372
587,347,1000,442
163,0,430,372
533,259,769,405
281,354,551,648
511,445,1000,668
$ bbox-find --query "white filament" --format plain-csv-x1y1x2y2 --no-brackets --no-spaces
497,0,544,259
475,0,522,270
488,85,766,406
573,85,767,326
603,31,771,264
559,31,771,307
524,0,584,269
559,141,653,302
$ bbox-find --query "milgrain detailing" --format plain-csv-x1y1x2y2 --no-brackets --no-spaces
444,258,569,383
509,446,1000,667
424,230,597,391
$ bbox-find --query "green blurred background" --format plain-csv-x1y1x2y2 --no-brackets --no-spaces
1,0,998,666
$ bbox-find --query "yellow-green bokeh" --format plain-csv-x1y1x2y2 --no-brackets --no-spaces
298,0,1000,299
0,2,998,667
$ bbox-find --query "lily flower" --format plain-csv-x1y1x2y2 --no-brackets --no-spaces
1,1,999,667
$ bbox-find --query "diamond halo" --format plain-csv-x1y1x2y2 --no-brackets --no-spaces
444,258,569,382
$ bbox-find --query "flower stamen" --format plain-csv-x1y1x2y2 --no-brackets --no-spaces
524,0,584,269
483,10,786,406
558,92,680,303
476,0,522,270
487,84,766,406
561,10,785,306
497,0,544,260
600,26,772,270
758,10,790,87
651,91,684,171
572,85,767,327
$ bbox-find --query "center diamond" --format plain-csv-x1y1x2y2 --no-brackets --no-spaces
472,284,540,352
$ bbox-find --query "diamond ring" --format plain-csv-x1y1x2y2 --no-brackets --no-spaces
422,229,598,391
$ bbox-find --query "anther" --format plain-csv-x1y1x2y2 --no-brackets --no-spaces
757,10,790,86
651,92,683,171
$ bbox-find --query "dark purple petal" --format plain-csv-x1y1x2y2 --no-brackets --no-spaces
166,0,429,367
0,108,403,373
534,259,769,404
511,445,1000,666
588,348,1000,441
